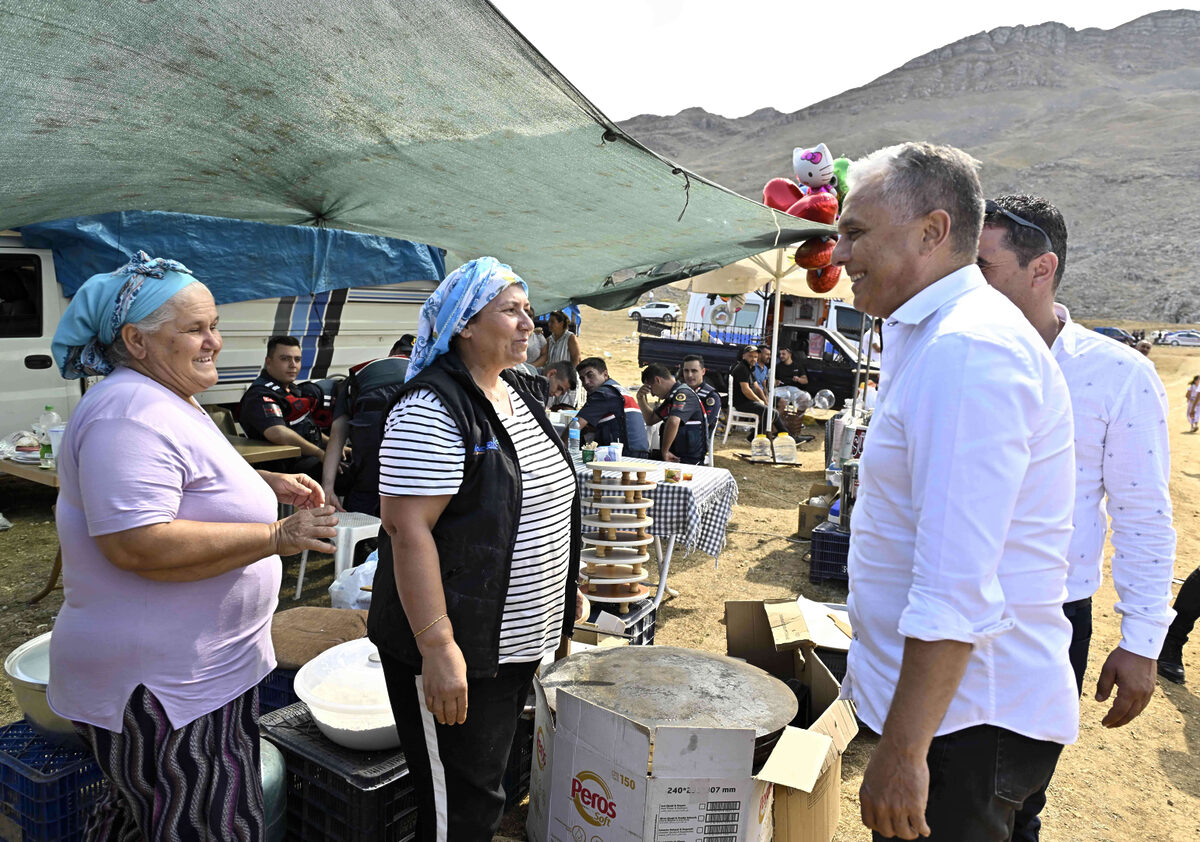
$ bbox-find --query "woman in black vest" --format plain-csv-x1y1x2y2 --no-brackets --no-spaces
368,257,581,841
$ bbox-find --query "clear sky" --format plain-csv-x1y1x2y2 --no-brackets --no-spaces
492,1,1198,120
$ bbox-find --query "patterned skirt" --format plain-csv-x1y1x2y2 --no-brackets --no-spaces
74,684,265,842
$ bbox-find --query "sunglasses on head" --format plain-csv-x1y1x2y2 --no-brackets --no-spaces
985,199,1053,252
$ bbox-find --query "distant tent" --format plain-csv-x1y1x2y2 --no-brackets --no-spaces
0,0,832,311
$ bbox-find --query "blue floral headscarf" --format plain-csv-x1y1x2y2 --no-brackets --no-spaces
51,251,198,379
406,256,527,381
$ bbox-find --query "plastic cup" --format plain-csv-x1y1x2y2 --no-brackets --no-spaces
48,425,66,459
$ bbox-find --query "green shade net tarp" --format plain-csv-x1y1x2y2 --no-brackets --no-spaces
0,0,834,310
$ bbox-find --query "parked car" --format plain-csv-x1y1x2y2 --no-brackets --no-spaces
1163,330,1200,347
628,301,679,321
1092,326,1138,347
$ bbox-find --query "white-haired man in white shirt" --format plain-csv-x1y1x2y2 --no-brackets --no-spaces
977,193,1175,842
832,143,1080,842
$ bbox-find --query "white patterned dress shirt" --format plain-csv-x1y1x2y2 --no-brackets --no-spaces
1052,302,1176,658
843,265,1080,745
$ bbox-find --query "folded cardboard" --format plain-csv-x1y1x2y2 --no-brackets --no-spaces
725,599,858,842
796,482,838,540
527,599,856,842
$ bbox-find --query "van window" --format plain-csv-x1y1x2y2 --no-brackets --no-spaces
732,303,760,329
835,306,867,341
0,254,42,338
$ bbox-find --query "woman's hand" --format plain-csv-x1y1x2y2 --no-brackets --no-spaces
421,639,469,725
271,505,338,556
260,471,326,509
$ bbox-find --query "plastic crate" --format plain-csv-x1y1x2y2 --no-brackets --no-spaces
502,711,534,811
0,720,106,842
585,599,656,646
258,668,299,715
808,521,850,585
815,648,848,683
259,703,417,842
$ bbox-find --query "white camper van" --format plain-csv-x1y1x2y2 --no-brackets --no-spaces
684,290,866,343
0,238,436,434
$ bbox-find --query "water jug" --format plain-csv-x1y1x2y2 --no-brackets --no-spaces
774,432,798,464
750,434,772,462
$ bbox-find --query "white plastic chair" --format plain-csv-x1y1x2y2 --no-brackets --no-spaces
294,511,383,600
704,423,717,466
721,377,760,444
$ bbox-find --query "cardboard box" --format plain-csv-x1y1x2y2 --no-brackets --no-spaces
725,600,859,842
526,600,856,842
796,483,838,540
544,691,773,842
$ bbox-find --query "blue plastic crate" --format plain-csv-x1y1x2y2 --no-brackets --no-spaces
809,521,850,585
0,720,105,842
258,668,299,715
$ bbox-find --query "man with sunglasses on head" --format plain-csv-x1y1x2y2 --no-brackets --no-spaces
977,195,1176,842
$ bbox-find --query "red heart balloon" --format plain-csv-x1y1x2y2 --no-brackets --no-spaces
807,265,842,293
762,178,805,212
786,192,839,224
794,238,836,269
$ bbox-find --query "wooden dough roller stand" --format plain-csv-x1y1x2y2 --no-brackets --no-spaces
579,462,657,614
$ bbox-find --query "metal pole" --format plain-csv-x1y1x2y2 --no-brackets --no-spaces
766,275,782,458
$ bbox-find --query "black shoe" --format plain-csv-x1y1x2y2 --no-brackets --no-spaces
1158,639,1186,684
746,431,756,444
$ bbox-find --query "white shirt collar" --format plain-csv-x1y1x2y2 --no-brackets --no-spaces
1051,301,1078,356
886,264,986,328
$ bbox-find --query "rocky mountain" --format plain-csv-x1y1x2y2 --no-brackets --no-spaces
618,11,1200,322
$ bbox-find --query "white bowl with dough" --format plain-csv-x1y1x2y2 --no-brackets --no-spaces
294,638,400,751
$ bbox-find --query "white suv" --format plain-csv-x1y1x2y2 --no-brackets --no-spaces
628,301,680,321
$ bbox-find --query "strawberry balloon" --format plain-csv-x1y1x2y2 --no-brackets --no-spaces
807,265,842,294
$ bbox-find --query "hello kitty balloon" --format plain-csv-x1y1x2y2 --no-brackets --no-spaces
792,143,837,194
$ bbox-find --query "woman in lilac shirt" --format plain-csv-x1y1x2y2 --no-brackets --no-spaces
47,254,338,841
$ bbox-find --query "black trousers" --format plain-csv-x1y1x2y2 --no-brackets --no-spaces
379,652,538,842
1010,597,1092,842
1165,566,1200,647
873,724,1063,842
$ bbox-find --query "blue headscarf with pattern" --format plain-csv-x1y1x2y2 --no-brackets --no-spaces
406,256,527,381
51,251,198,379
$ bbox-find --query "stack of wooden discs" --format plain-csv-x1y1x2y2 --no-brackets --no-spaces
580,462,657,614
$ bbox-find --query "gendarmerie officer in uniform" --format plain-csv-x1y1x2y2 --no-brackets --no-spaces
637,363,707,465
238,335,328,479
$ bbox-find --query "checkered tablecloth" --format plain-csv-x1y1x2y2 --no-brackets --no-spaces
575,458,739,561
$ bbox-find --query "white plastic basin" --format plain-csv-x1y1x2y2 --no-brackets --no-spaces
294,638,400,751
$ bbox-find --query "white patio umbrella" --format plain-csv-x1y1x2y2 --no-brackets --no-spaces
672,247,852,450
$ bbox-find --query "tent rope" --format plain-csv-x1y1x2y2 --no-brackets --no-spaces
672,168,691,222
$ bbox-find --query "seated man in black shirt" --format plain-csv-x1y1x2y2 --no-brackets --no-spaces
774,347,809,389
238,335,329,480
730,344,784,441
572,357,650,458
637,363,706,464
321,336,411,514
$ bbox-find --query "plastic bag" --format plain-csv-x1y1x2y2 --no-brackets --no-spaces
328,550,378,610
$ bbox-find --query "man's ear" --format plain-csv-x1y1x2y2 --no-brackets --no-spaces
1030,252,1059,292
918,209,953,255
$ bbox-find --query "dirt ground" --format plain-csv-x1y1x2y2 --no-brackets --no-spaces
1,305,1197,841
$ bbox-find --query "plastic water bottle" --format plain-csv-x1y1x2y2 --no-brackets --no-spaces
750,434,772,462
774,432,798,464
568,417,583,460
825,461,843,488
36,405,61,469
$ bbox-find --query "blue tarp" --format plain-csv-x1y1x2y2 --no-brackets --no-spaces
19,211,446,304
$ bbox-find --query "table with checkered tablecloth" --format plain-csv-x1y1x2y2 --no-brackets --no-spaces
574,458,739,561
